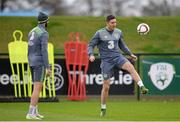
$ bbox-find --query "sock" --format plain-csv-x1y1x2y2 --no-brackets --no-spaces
101,104,106,109
137,81,144,87
35,105,38,114
28,105,36,115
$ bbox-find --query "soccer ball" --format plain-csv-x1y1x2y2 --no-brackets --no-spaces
137,23,150,35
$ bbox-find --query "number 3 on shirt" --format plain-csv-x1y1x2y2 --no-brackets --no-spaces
108,40,114,49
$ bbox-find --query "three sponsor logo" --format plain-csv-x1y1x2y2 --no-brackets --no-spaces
0,64,65,91
0,64,133,91
2,62,175,91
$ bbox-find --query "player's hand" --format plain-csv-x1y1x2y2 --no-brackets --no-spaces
46,68,52,77
89,55,95,62
130,54,137,61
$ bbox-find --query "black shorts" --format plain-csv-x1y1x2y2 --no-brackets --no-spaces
30,66,46,82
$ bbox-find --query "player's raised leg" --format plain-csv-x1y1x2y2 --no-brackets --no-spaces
121,61,149,94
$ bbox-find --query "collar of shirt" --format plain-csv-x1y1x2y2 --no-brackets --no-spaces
38,24,46,29
105,27,114,34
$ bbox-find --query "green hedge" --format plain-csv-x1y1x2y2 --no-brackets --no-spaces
1,16,180,53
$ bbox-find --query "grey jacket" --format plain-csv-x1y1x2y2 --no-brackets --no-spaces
28,24,49,69
88,27,132,61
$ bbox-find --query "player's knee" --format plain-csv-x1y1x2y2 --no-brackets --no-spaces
103,84,110,92
103,80,110,92
125,63,135,72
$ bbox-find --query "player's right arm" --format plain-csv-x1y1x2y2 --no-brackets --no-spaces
88,31,100,62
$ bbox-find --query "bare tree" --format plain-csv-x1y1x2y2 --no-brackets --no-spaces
39,0,68,15
87,0,94,16
102,0,113,15
142,0,172,16
1,0,180,16
1,0,8,11
0,0,68,15
162,0,171,16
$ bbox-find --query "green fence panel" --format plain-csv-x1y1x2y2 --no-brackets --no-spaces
141,57,180,95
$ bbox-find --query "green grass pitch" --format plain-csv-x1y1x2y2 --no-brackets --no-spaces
0,99,179,121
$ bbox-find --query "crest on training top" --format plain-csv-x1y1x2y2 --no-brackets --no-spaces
114,33,119,39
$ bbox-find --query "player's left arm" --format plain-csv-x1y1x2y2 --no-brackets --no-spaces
118,33,137,61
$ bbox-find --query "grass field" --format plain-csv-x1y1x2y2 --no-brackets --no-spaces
0,99,180,121
1,16,180,54
1,16,180,121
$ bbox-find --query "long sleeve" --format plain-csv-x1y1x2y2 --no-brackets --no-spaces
41,32,50,69
118,34,132,55
88,31,100,56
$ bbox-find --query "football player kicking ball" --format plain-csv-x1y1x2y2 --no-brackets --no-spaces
88,15,149,117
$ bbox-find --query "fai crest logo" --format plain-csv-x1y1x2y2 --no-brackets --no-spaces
114,33,119,39
148,62,175,90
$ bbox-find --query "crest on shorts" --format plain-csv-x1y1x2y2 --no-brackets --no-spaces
103,74,108,80
148,62,175,90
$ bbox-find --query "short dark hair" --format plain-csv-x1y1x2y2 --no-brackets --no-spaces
106,15,116,22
